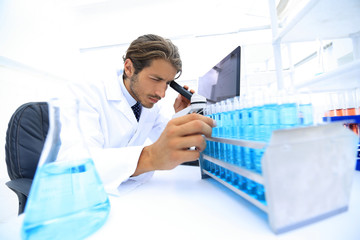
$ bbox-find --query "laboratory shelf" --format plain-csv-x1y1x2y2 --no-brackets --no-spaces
295,59,360,92
199,123,359,234
274,0,360,43
202,169,268,213
202,154,264,184
269,0,360,93
323,114,360,124
207,136,267,150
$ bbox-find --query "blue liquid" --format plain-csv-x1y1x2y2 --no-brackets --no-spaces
22,158,110,240
203,160,210,172
253,149,263,174
213,112,220,160
263,103,279,141
256,184,266,201
299,103,313,126
237,176,246,190
252,105,264,175
246,179,257,195
278,103,298,129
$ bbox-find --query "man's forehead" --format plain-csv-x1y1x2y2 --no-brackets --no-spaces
146,59,177,81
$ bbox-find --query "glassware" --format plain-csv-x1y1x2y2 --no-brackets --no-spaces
297,92,314,126
21,99,110,240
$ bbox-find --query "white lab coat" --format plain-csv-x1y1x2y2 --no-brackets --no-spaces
65,76,169,195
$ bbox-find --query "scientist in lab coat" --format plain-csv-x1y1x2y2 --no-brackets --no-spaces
67,34,215,195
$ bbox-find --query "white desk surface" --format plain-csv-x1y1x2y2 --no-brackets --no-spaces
2,165,360,240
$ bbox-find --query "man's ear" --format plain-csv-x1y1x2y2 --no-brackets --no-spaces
124,58,134,78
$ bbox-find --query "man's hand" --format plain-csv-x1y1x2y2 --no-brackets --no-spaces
132,114,215,176
173,85,195,113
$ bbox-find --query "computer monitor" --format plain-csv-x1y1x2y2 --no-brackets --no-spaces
198,46,241,103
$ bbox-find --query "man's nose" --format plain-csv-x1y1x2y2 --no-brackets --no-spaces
155,82,167,98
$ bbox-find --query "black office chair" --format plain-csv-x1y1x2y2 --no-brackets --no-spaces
5,102,49,214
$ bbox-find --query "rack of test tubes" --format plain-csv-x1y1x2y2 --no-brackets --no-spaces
199,96,359,234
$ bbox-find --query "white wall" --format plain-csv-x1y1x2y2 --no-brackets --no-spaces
0,0,82,81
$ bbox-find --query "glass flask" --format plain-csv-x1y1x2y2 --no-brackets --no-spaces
21,98,110,240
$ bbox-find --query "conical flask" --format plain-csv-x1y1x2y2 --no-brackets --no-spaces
21,98,110,240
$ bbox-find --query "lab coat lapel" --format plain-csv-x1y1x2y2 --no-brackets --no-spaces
104,77,138,125
127,107,151,145
114,99,138,125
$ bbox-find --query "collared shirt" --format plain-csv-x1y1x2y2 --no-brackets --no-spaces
119,77,137,107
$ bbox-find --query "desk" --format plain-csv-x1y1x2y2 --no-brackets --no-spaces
3,166,360,240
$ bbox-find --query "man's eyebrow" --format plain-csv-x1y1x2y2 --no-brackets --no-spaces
149,75,164,80
150,75,174,82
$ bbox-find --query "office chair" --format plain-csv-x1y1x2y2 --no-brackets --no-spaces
5,102,49,214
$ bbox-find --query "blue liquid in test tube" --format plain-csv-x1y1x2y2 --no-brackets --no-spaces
252,97,266,201
263,103,279,142
204,105,214,174
244,105,257,195
256,184,266,201
217,101,226,179
278,102,298,129
299,103,313,126
224,99,234,182
252,103,264,174
212,103,221,176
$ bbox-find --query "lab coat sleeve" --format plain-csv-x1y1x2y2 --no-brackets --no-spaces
90,145,154,196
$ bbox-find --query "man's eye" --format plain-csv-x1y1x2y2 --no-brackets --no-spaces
150,77,161,82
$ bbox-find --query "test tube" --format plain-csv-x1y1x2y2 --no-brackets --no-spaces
225,98,235,183
252,92,265,174
218,101,226,179
278,90,298,129
297,92,314,126
344,89,360,135
213,103,221,176
203,105,211,157
234,96,246,190
329,91,345,117
244,95,257,195
263,91,279,142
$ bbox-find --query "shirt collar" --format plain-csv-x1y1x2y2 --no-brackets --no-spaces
119,76,137,107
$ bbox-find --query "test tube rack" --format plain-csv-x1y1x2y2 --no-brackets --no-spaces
199,122,358,234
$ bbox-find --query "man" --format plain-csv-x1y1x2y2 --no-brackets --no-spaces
68,34,215,195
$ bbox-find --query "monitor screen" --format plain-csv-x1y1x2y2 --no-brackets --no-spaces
198,46,241,103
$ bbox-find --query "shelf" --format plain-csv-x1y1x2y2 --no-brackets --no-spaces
295,59,360,92
202,169,268,213
206,137,267,149
324,115,360,124
202,154,264,184
274,0,360,43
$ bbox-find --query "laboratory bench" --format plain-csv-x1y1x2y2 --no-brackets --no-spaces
2,165,359,240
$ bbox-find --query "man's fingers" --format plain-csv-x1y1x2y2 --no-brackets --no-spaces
183,85,195,94
175,135,207,151
170,113,216,128
177,120,213,138
176,150,201,164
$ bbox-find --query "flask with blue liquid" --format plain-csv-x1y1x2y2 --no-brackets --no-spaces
21,99,110,240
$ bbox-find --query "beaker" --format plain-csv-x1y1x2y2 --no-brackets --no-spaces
21,98,110,240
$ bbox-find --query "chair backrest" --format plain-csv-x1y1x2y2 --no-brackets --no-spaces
5,102,49,180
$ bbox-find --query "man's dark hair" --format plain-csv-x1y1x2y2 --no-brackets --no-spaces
123,34,182,80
